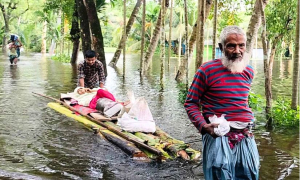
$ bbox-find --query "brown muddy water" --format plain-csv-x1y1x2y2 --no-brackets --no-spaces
0,52,298,180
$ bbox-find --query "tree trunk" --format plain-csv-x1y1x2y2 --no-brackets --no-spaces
196,0,205,70
140,0,146,75
212,0,218,59
178,12,182,61
246,0,267,57
84,0,107,76
195,0,202,69
264,36,281,128
0,3,10,54
291,0,300,109
167,0,173,68
77,0,91,57
260,1,272,127
1,2,28,54
60,11,65,54
184,0,189,87
175,0,189,83
41,20,47,53
49,40,56,55
175,0,212,82
70,0,80,64
265,44,276,123
188,0,213,59
144,9,162,70
160,0,166,89
123,0,126,78
109,0,142,67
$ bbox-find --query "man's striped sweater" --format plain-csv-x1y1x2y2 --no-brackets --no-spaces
184,59,254,133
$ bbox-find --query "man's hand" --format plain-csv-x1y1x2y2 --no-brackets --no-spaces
79,78,85,87
202,123,220,138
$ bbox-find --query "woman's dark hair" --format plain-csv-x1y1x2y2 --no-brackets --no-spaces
85,50,96,58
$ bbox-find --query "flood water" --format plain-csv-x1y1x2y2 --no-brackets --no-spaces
0,52,298,180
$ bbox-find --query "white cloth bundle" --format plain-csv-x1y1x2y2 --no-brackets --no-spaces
208,114,230,137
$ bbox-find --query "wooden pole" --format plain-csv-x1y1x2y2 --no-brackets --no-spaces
32,92,162,156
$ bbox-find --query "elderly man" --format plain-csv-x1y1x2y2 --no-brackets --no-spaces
184,26,259,179
78,50,106,89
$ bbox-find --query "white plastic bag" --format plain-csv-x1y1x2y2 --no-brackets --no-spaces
117,92,156,133
117,112,156,133
208,114,230,137
128,97,154,121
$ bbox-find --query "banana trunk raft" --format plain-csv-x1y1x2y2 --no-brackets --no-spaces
34,92,201,162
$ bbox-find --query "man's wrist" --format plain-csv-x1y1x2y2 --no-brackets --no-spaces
201,123,209,134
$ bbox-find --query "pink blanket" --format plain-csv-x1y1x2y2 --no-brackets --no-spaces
89,89,116,109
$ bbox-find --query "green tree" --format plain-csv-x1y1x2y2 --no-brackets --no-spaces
109,0,142,67
245,0,267,56
84,0,107,76
263,0,297,127
0,0,29,53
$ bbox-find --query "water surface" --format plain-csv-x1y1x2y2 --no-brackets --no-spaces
0,52,298,179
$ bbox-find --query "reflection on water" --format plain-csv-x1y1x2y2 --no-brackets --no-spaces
9,65,20,80
0,52,298,179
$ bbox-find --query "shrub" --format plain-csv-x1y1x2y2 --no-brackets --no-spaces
51,54,70,63
272,98,300,127
248,92,265,111
178,83,188,104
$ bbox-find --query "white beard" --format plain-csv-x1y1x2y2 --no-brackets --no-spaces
221,53,250,73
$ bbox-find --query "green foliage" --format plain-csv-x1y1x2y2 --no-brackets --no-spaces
265,0,297,47
177,83,188,104
248,92,265,111
271,98,300,127
43,0,74,22
217,10,243,33
29,35,41,52
51,53,70,63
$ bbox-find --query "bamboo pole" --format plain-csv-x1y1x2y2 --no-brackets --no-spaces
32,92,163,156
155,127,201,160
135,132,171,159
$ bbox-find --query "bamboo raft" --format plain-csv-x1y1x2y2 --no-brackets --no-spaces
33,92,201,162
